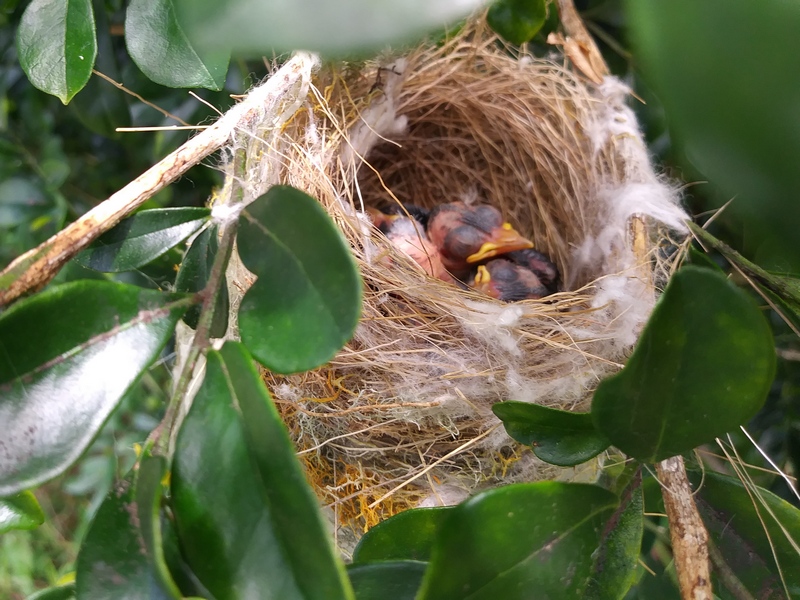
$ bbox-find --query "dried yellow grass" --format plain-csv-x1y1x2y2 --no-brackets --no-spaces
235,17,686,541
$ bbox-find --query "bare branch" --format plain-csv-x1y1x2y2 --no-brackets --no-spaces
0,52,319,308
657,455,713,600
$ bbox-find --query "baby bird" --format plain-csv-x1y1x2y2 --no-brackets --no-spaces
469,259,549,302
426,202,533,278
366,207,455,284
375,202,431,228
506,248,560,293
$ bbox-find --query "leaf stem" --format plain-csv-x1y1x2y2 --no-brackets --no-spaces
152,149,246,455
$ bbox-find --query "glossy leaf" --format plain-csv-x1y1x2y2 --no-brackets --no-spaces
174,225,228,337
26,584,76,600
137,455,182,596
238,186,361,374
0,490,45,533
347,561,426,600
171,342,354,600
493,401,609,466
126,0,229,90
592,267,775,462
16,0,97,103
352,507,452,563
585,474,644,600
161,514,215,599
0,280,188,496
691,471,800,597
627,0,800,271
487,0,547,45
175,0,484,56
76,455,181,598
417,482,617,599
75,207,210,272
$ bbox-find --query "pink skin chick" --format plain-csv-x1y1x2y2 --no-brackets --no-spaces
367,207,456,284
426,202,533,279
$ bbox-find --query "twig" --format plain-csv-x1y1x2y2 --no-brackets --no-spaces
548,0,609,84
0,52,319,308
707,536,756,600
116,126,209,132
656,455,713,599
152,153,245,455
93,69,191,125
739,426,800,503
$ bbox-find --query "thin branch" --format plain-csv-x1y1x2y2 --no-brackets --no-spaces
150,143,248,455
656,455,713,600
0,52,319,308
549,0,610,84
154,208,241,456
93,69,191,126
116,126,209,132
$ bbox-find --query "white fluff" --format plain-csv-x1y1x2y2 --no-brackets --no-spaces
210,58,691,528
454,299,524,357
338,59,409,169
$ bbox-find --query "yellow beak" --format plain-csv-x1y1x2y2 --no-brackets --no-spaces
466,224,533,263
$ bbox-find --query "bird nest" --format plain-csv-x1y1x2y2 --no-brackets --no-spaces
230,17,687,546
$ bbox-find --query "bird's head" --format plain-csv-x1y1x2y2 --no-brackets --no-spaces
466,222,534,263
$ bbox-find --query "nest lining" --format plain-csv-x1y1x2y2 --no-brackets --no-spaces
227,19,687,541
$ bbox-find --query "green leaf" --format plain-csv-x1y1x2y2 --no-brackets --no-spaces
16,0,97,103
0,491,45,533
627,0,800,271
125,0,229,90
493,402,610,466
0,280,188,496
585,473,644,600
0,178,49,227
76,455,181,599
591,267,775,462
686,245,724,274
137,455,182,596
26,584,76,600
75,207,210,272
691,471,800,598
347,561,426,600
171,341,354,600
487,0,547,45
161,514,215,598
416,482,618,599
174,0,484,56
238,185,361,374
352,507,452,563
174,225,228,337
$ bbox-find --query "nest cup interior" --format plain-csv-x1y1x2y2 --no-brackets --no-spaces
264,21,684,542
355,61,593,288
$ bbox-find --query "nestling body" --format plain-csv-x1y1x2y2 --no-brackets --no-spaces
426,202,533,278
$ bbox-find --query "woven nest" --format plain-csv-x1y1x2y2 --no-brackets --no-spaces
233,17,686,545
